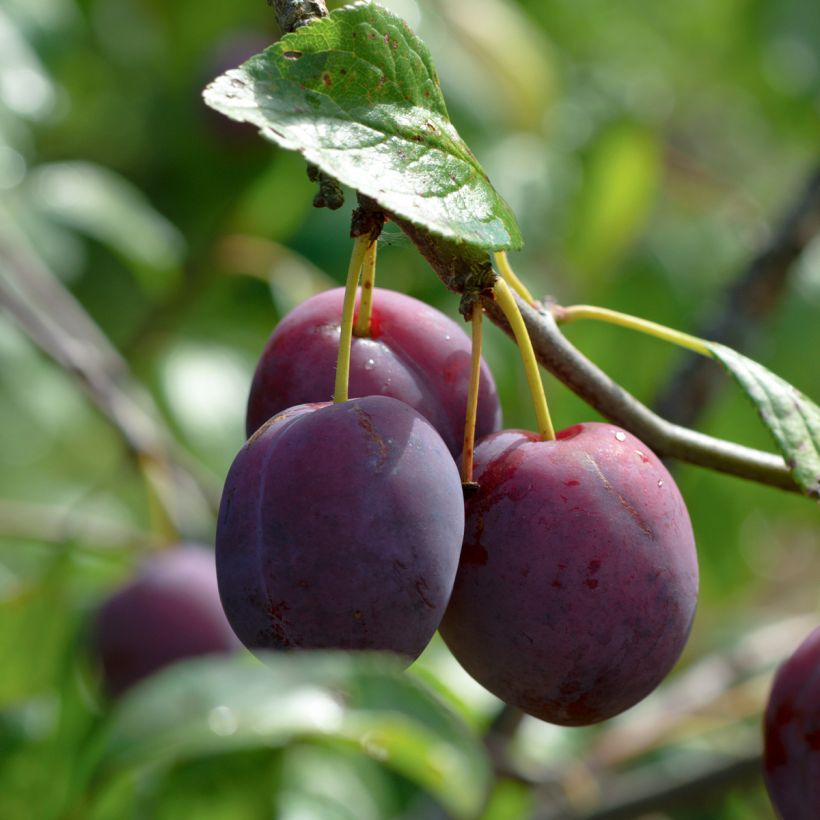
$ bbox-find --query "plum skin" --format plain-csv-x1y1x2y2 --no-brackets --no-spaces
245,287,502,457
440,422,699,726
93,546,239,697
763,625,820,819
216,395,465,662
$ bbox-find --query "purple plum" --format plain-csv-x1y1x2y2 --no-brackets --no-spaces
93,545,239,697
245,287,502,456
440,422,699,725
216,395,464,662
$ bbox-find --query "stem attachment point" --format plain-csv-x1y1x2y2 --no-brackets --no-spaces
494,251,536,306
353,239,378,337
333,236,370,403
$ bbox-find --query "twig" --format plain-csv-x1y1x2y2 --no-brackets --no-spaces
0,230,220,533
269,0,328,32
535,751,762,820
484,703,526,776
655,164,820,426
0,499,160,553
387,209,799,494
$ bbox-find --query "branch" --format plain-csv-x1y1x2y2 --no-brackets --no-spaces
535,751,762,820
387,210,799,494
0,499,160,553
0,226,221,535
655,164,820,425
269,0,328,32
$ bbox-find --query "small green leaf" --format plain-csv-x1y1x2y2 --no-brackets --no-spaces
98,652,489,818
202,2,522,252
710,343,820,500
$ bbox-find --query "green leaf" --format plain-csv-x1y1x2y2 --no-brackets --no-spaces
26,162,185,292
97,652,489,818
710,343,820,500
202,2,522,252
0,568,72,706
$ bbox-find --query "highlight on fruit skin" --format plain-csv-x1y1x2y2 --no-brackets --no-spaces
245,287,502,457
440,422,699,726
92,545,240,697
216,395,465,664
763,625,820,820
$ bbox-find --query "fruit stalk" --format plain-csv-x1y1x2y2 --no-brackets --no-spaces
494,251,536,306
461,305,484,484
555,304,713,357
493,278,556,441
353,238,378,337
333,235,370,403
138,452,179,546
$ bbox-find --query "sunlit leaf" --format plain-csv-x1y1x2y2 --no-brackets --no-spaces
202,2,522,251
275,744,395,820
710,343,820,500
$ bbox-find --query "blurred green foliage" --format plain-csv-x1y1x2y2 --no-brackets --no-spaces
0,0,818,817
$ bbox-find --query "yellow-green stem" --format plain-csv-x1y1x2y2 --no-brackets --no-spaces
333,236,370,403
494,251,536,306
353,239,378,337
461,306,484,484
556,305,713,358
493,278,556,441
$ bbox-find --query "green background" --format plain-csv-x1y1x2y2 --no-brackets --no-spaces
1,0,818,817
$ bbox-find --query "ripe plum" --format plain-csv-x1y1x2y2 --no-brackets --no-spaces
440,422,699,725
245,287,502,456
763,625,820,819
217,395,464,661
93,546,239,697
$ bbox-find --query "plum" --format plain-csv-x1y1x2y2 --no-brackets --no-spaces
763,625,820,819
245,287,502,457
216,395,464,662
93,545,239,697
440,422,699,725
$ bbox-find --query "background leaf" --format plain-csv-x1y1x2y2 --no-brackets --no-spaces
96,652,490,819
25,162,185,294
202,2,522,251
710,343,820,500
0,557,72,707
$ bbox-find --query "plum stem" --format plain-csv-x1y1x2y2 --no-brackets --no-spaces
493,278,556,441
138,453,180,545
333,235,370,403
461,305,484,484
555,305,713,358
494,250,536,306
353,238,378,337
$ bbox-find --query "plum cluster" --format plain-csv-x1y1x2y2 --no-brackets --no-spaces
215,285,700,726
218,289,492,659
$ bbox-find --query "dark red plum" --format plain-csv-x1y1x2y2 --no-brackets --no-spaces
217,395,464,661
245,287,502,456
440,422,699,726
93,546,239,697
763,625,820,819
